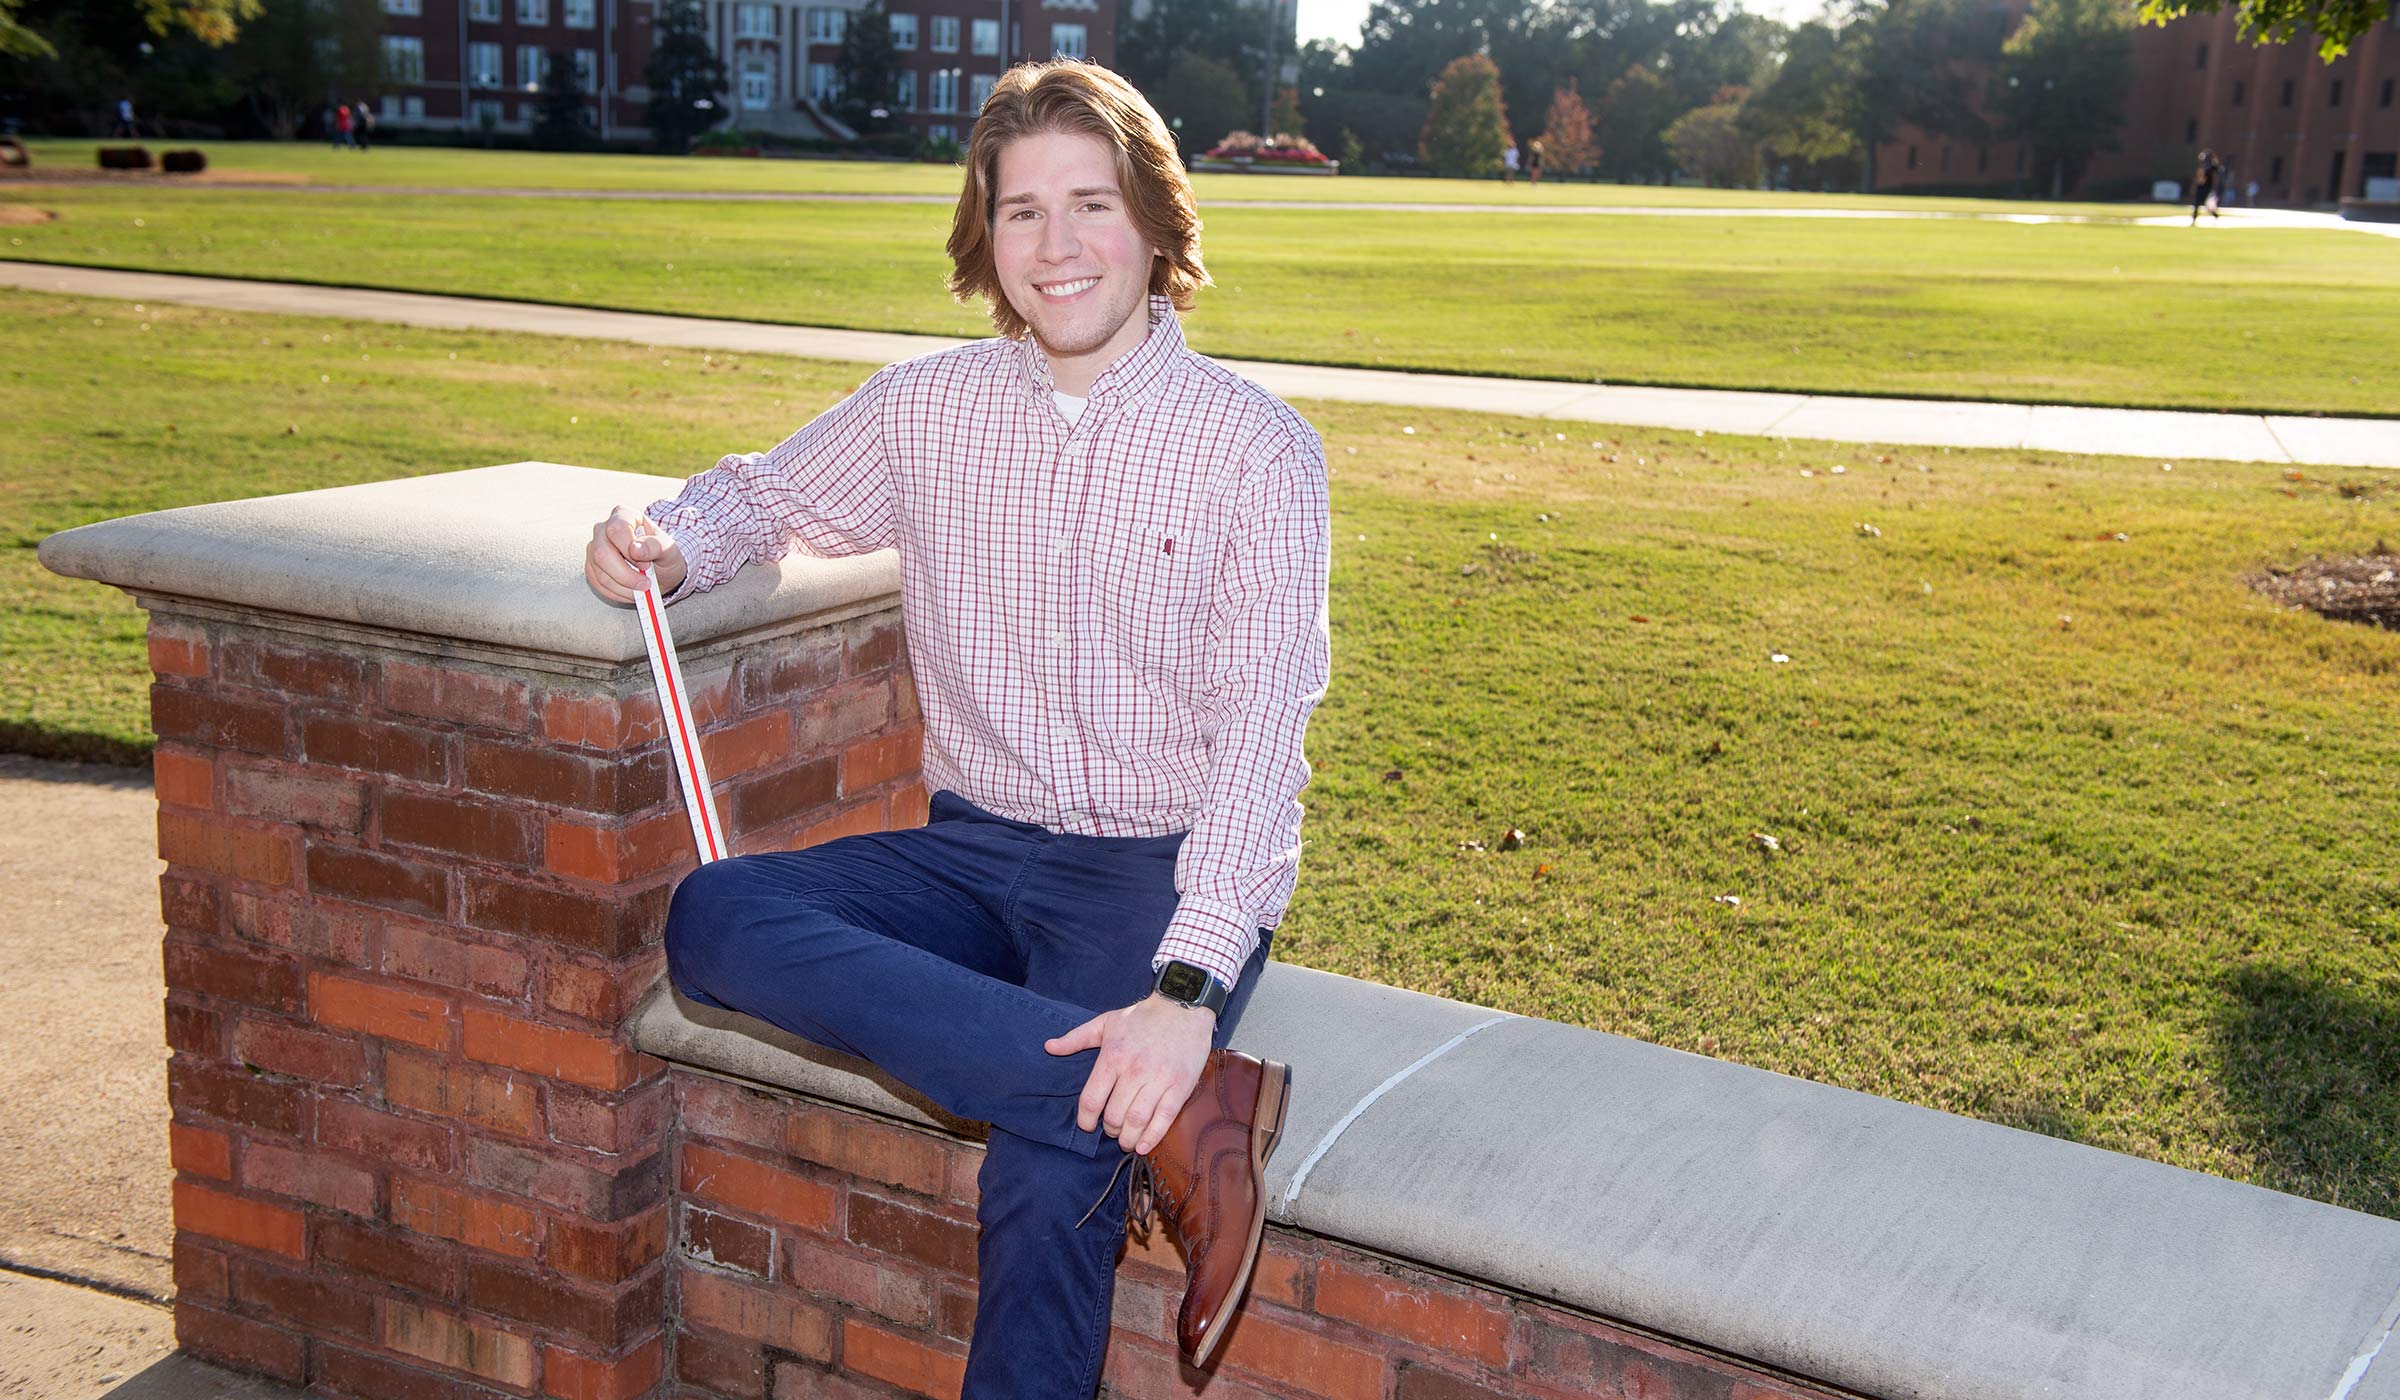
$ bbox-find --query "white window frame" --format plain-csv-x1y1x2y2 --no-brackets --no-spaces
930,15,959,51
468,0,499,19
928,65,957,112
895,68,918,109
1049,21,1084,56
517,44,546,89
969,71,995,111
382,35,426,83
736,3,773,36
469,40,502,86
563,0,595,25
572,48,597,87
809,61,841,102
889,11,917,48
739,61,772,109
516,0,547,24
470,97,505,128
381,0,421,16
970,17,998,54
929,122,955,142
808,6,845,43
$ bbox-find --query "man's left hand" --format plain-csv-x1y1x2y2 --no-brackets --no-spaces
1044,994,1216,1156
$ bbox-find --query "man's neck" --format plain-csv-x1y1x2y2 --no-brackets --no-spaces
1039,315,1152,397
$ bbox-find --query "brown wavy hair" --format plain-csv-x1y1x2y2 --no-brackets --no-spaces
946,59,1209,339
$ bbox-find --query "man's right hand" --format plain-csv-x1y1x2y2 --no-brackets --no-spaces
586,506,688,604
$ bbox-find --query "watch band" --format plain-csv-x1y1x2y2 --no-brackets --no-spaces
1152,959,1230,1016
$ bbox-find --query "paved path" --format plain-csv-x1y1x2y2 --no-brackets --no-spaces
7,260,2396,469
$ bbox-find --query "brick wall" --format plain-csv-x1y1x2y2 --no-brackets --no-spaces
666,1072,1850,1400
151,602,922,1400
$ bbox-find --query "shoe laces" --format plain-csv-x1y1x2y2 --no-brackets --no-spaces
1076,1151,1159,1233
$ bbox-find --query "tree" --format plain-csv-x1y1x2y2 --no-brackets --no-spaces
1153,51,1252,155
1992,0,2133,195
2135,0,2381,58
1270,84,1303,136
1418,52,1509,178
222,0,384,139
1663,86,1758,186
1116,0,1259,107
533,47,595,149
1595,61,1671,182
1845,0,2002,188
136,0,263,44
646,0,728,153
0,0,54,57
833,1,899,131
1538,77,1595,177
1743,19,1863,175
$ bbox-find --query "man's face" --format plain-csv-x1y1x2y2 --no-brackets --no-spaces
991,129,1159,392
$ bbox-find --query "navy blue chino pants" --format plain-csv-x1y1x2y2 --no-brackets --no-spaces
664,791,1269,1398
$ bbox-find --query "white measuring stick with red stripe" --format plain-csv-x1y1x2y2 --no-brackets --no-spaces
634,564,727,865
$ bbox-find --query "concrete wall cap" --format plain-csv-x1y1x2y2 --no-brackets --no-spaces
631,963,2400,1400
37,462,899,664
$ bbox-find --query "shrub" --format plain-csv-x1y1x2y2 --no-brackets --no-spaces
97,146,152,170
161,149,208,174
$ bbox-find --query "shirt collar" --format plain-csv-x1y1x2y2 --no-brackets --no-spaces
1015,294,1184,413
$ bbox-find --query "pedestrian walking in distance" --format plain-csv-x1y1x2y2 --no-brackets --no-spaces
1527,137,1545,185
353,100,373,152
2191,148,2224,223
1502,137,1520,184
585,57,1322,1396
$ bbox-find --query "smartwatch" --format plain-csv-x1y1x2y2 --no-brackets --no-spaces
1152,959,1230,1016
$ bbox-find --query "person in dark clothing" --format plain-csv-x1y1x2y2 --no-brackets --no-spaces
353,100,374,152
2191,149,2223,223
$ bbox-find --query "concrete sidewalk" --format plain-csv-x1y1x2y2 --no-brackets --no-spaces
7,261,2395,470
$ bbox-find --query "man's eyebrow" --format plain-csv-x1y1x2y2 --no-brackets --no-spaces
994,185,1122,207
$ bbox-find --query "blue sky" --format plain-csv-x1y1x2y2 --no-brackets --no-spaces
1295,0,1830,48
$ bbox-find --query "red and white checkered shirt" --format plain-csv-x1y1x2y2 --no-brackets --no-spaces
649,296,1330,988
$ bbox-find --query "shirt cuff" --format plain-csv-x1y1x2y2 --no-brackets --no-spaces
1154,898,1255,991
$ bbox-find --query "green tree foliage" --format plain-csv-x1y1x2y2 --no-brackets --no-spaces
223,0,384,139
833,2,900,131
1117,0,1262,107
1992,0,2133,194
1595,61,1671,181
1742,19,1861,169
1418,51,1509,177
1662,85,1758,185
1270,83,1304,135
0,0,56,57
646,0,728,154
137,0,263,44
532,47,595,149
1846,0,2003,187
1154,50,1253,154
2136,0,2384,57
1538,76,1595,176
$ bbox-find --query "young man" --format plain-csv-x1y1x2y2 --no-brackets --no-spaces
585,59,1329,1395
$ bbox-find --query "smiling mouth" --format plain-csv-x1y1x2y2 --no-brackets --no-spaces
1036,276,1100,300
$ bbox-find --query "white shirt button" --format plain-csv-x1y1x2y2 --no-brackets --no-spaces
1051,630,1069,649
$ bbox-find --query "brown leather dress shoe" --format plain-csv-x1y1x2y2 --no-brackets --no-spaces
1139,1049,1291,1366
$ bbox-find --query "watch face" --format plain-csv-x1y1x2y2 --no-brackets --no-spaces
1159,961,1209,1004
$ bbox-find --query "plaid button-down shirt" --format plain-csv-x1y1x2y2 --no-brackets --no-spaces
649,297,1330,988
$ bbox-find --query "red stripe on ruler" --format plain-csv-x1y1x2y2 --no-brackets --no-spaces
641,582,723,862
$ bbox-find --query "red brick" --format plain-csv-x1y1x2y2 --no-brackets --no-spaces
738,640,841,710
242,1139,377,1216
228,891,376,967
306,845,451,921
934,1286,975,1342
234,641,368,701
893,670,919,725
310,971,451,1049
470,1139,667,1221
384,1297,538,1388
321,1098,456,1172
548,1204,668,1284
1315,1259,1510,1368
383,661,532,732
149,627,210,678
544,811,691,886
314,1218,462,1299
385,1053,542,1138
542,691,664,750
1215,1309,1387,1400
842,1320,966,1400
682,1206,773,1277
545,1335,666,1400
464,1257,663,1350
392,1178,540,1259
1121,1219,1183,1280
465,876,667,959
223,762,367,832
166,1000,223,1056
787,1109,946,1198
175,1244,229,1304
383,922,531,1000
679,1271,833,1358
797,681,891,751
1100,1339,1284,1400
159,872,222,934
165,940,302,1012
174,1180,306,1260
683,1143,838,1235
154,748,213,809
847,1194,974,1276
381,790,533,865
732,758,838,837
302,713,449,784
170,1059,308,1138
1249,1242,1310,1310
780,1234,934,1328
890,781,930,831
1518,1312,1637,1392
679,1079,791,1154
547,1078,672,1155
463,1008,647,1091
159,811,293,887
793,798,889,851
176,1302,305,1385
1107,1275,1173,1344
840,726,921,794
941,1146,982,1210
464,741,671,815
675,1325,766,1398
233,1019,368,1087
846,617,906,675
152,686,285,756
231,1256,377,1337
313,1343,469,1400
541,954,663,1027
170,1122,234,1180
703,710,794,782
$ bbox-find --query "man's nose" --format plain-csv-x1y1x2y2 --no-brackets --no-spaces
1038,214,1081,261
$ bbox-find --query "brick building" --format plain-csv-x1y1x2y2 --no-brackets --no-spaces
370,0,1114,146
1873,5,2399,204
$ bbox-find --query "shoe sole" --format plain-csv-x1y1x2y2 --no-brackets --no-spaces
1188,1058,1290,1368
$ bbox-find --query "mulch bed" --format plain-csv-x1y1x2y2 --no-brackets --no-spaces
2249,550,2400,630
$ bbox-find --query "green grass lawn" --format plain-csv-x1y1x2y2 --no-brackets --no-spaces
8,178,2399,415
8,287,2395,1216
16,138,2152,216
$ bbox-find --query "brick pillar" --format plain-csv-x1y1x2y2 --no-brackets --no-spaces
74,466,922,1400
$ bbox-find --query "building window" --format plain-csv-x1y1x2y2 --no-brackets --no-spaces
969,71,995,110
469,40,502,85
573,48,597,87
2329,78,2345,106
1049,21,1084,56
809,61,840,102
381,94,425,120
469,0,499,18
1938,144,1950,173
929,122,955,143
381,0,421,15
564,0,594,24
896,68,917,109
971,17,999,54
2184,117,2197,142
2270,154,2284,182
737,4,773,36
2194,41,2207,68
470,98,504,128
929,66,957,111
809,7,845,43
1976,144,1989,173
2280,77,2295,106
517,44,546,88
890,12,917,48
2232,79,2246,106
382,35,425,83
1905,144,1918,171
931,15,959,51
517,0,546,22
2382,77,2395,107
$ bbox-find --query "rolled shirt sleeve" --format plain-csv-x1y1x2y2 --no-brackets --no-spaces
1153,419,1332,989
646,366,901,602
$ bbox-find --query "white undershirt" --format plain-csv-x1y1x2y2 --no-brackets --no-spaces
1053,390,1086,426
